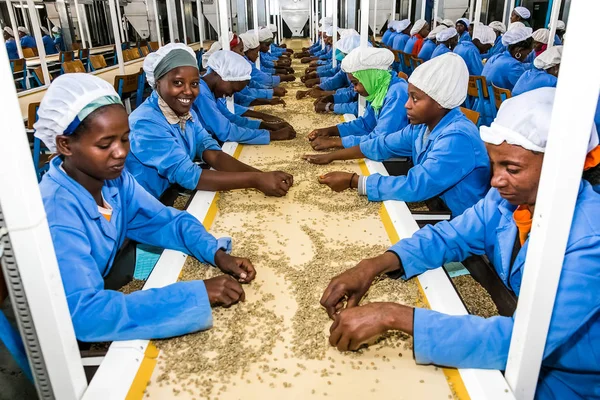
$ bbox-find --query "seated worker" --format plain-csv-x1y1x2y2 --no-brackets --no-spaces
239,31,294,86
127,43,293,199
52,26,65,52
267,24,293,56
481,26,533,91
18,26,36,49
40,26,58,55
431,27,458,59
404,19,429,56
480,21,507,60
34,74,257,342
258,27,293,74
195,50,296,144
305,47,409,150
304,53,490,218
512,46,561,96
418,25,444,62
454,24,495,76
531,28,549,58
511,6,531,27
381,20,396,46
319,87,600,399
301,26,334,65
550,20,565,45
391,19,412,51
455,18,471,44
296,18,330,58
3,27,18,60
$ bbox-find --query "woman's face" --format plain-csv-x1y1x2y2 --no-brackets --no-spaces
213,76,249,98
246,46,259,62
155,66,199,115
456,22,466,35
404,83,443,125
56,105,130,181
510,11,520,23
232,39,244,56
348,73,368,97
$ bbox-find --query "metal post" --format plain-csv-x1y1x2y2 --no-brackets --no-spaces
266,0,270,25
420,0,426,19
309,0,313,41
19,0,30,30
468,0,474,21
391,0,396,20
5,0,24,58
196,0,204,47
332,0,337,67
180,0,187,43
217,0,234,113
165,0,176,42
507,0,515,25
407,0,412,21
153,0,162,46
115,0,125,43
108,0,125,73
432,0,438,27
82,3,92,48
502,0,509,25
474,0,482,25
320,0,325,49
74,0,87,48
373,0,377,38
359,0,369,117
252,0,260,68
26,0,50,85
546,0,561,48
504,1,600,398
278,7,282,43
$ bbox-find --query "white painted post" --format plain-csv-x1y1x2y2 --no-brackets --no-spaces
474,0,482,25
252,0,260,68
180,0,187,43
407,0,412,21
5,0,24,58
504,1,600,399
507,0,515,25
373,0,377,38
115,0,126,43
108,0,125,74
266,0,271,26
432,0,438,27
320,0,325,49
502,0,509,26
391,0,396,20
19,0,30,29
26,0,50,86
546,0,561,48
332,0,337,67
278,5,283,43
165,0,176,42
359,0,369,117
468,0,475,22
217,0,234,112
196,0,204,47
420,0,426,20
309,0,313,42
153,0,162,46
82,3,92,49
74,0,87,48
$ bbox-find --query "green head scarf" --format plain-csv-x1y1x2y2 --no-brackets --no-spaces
352,69,392,114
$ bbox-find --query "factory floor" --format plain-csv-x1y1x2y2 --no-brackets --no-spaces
0,300,38,400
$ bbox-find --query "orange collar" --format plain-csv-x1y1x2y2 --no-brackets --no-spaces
584,145,600,171
513,205,533,246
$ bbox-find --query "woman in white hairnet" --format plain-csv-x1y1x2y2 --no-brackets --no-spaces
510,6,531,27
40,26,58,55
319,87,600,400
454,25,495,75
303,47,409,151
391,19,412,51
480,21,507,60
304,53,490,218
404,19,430,56
430,27,458,59
35,73,256,342
417,25,444,62
455,18,471,44
126,43,293,200
3,27,18,60
512,46,561,96
194,50,296,144
17,26,36,49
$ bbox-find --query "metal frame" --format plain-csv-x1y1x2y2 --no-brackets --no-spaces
331,0,337,67
26,0,51,86
108,0,125,74
5,0,24,60
546,0,561,48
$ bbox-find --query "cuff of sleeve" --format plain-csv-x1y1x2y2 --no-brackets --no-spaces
413,307,439,365
365,173,383,201
192,280,214,329
272,76,281,86
357,175,368,196
247,119,262,129
266,91,273,99
341,135,360,149
183,164,203,191
205,237,232,266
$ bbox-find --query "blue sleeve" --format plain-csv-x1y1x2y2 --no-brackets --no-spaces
233,102,249,115
362,131,485,202
233,91,254,106
333,101,358,116
320,71,350,91
260,65,276,74
242,86,273,99
249,79,270,89
465,48,484,75
261,58,275,68
216,99,261,129
333,87,357,103
337,106,376,138
358,125,414,161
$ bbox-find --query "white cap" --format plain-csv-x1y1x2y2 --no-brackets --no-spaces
336,34,370,54
52,26,60,33
533,45,562,70
258,27,273,42
17,26,29,34
341,47,394,73
409,53,468,109
394,19,411,32
41,26,49,36
435,17,443,24
207,50,252,82
34,74,121,152
508,21,525,31
143,42,197,86
442,19,455,27
456,18,470,27
427,25,445,40
339,28,359,38
268,24,278,33
325,26,334,37
436,27,458,42
548,20,566,30
532,28,550,43
319,17,333,26
489,21,507,34
3,26,14,36
502,26,532,46
481,87,598,153
473,25,496,45
410,19,427,36
513,6,531,19
240,31,259,52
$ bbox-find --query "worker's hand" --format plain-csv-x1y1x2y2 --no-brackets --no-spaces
319,94,334,103
296,90,310,100
256,171,294,196
311,136,342,151
328,303,414,351
320,259,380,318
273,87,287,97
302,153,333,165
301,57,312,63
270,126,297,141
204,275,246,308
309,61,318,67
307,127,334,141
214,250,256,283
311,90,329,100
281,74,296,82
305,78,320,88
318,171,356,192
261,120,291,131
314,102,329,113
260,113,284,123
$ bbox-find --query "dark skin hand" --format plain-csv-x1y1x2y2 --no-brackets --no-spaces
318,171,359,192
311,136,342,150
270,126,297,141
273,87,287,97
259,120,294,131
307,125,339,141
214,249,256,283
314,102,329,113
249,97,287,107
278,74,296,82
304,72,318,80
303,146,364,165
204,275,246,307
301,56,318,63
241,109,284,123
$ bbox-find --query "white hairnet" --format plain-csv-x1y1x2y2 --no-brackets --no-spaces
409,52,468,109
548,20,566,31
442,19,455,27
52,26,60,33
325,26,334,37
17,26,29,35
268,24,278,33
202,41,222,69
336,34,370,54
41,26,49,36
508,21,525,31
207,50,252,81
489,21,506,34
339,28,359,38
436,27,458,42
341,47,394,73
513,6,531,19
410,19,427,36
533,45,562,70
394,19,411,32
502,26,532,46
144,42,197,86
481,87,598,153
387,20,397,29
456,18,470,27
258,27,273,42
34,74,121,152
318,23,331,32
435,17,443,24
532,28,549,43
473,25,496,45
240,31,259,52
3,26,14,36
427,25,445,40
319,17,332,25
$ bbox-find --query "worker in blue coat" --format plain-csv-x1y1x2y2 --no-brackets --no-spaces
305,53,490,218
40,27,58,55
481,26,533,91
3,27,19,60
455,18,471,44
127,44,293,200
512,46,561,96
17,27,36,50
52,26,65,52
33,73,257,342
320,87,600,400
417,26,443,62
430,27,458,59
391,20,412,51
454,25,495,76
381,22,396,45
480,21,507,60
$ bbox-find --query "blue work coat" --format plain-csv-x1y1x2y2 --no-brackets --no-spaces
245,56,280,87
5,39,18,60
333,87,358,115
480,35,506,60
42,35,57,55
417,39,436,61
392,33,410,51
553,34,562,45
40,157,230,342
334,102,358,116
454,41,484,76
431,43,451,59
403,35,418,54
458,31,471,44
126,91,221,198
20,35,36,49
54,36,65,51
338,75,409,148
381,29,394,45
320,69,351,91
512,68,557,96
392,182,600,399
482,50,530,91
359,108,490,217
193,79,270,145
234,86,273,106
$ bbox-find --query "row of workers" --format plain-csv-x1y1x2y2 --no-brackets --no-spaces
3,25,65,60
28,28,600,397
